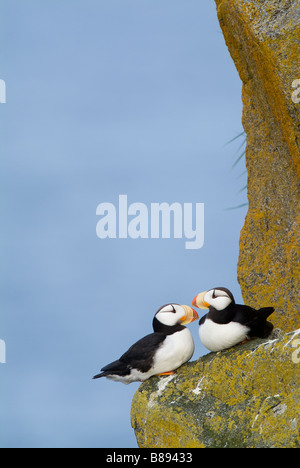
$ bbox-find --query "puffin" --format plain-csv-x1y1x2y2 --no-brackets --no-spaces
93,303,199,384
192,287,275,352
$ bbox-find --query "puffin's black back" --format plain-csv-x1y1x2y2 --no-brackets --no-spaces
206,302,275,337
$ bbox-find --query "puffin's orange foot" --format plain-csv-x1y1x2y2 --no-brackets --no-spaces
157,371,175,376
237,339,251,346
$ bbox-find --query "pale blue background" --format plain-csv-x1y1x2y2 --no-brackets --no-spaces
0,0,247,448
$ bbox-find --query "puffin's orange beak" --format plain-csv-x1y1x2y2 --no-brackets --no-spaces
180,305,199,325
192,292,210,310
192,295,198,307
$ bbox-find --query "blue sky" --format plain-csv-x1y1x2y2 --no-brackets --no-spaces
0,0,247,448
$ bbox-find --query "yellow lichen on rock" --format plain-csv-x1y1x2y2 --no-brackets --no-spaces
215,0,300,331
131,330,300,448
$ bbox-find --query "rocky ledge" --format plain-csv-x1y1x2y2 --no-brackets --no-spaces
131,329,300,448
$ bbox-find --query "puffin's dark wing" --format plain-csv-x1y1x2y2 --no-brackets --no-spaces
233,305,275,337
119,332,166,373
199,314,208,326
93,332,166,379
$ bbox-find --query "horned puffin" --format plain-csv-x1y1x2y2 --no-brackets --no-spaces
192,287,275,352
93,304,199,384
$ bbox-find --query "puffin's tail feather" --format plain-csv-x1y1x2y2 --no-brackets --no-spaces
257,307,275,338
259,307,275,319
93,359,129,380
93,372,105,380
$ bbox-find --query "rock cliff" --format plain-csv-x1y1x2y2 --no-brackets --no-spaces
131,330,300,448
131,0,300,448
216,0,300,331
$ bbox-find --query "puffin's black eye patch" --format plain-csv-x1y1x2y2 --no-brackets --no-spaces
157,304,177,313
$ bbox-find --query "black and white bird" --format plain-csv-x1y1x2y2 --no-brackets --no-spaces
192,287,275,352
93,304,199,384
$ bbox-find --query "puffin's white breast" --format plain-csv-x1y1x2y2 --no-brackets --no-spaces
152,328,195,373
130,328,194,383
199,318,249,352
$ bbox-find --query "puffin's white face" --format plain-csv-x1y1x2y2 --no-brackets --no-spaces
155,304,198,327
192,288,234,311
